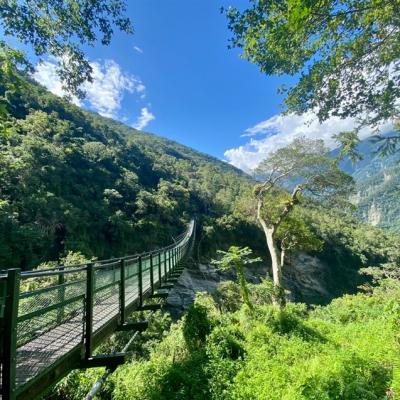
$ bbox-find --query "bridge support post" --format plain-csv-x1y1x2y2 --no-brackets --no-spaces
158,253,162,286
57,266,65,324
138,256,143,308
2,268,20,400
150,254,154,295
119,259,126,325
163,251,167,283
85,263,95,360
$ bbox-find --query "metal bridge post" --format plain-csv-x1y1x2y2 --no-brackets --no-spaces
57,266,65,324
163,251,168,282
138,256,143,308
158,252,162,285
150,254,154,295
85,263,95,359
119,259,126,325
2,268,20,400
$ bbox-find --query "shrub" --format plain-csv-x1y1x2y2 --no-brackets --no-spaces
212,281,243,313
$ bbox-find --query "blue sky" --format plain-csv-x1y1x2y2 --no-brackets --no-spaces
3,1,393,171
80,0,290,157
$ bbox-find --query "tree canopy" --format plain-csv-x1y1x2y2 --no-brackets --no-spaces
226,0,400,148
0,0,133,96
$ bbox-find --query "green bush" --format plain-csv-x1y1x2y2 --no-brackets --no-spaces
212,281,243,313
183,292,218,351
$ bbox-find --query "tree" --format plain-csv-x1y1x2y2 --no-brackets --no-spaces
276,210,323,267
212,246,261,310
254,137,353,301
226,0,400,152
0,0,133,96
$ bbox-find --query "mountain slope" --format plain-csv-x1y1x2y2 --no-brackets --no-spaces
0,76,256,270
335,136,400,231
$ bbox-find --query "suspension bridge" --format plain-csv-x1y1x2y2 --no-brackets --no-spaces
0,220,195,400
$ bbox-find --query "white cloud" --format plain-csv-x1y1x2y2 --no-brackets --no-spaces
134,46,143,54
132,107,155,130
224,111,394,172
33,58,146,119
33,59,81,106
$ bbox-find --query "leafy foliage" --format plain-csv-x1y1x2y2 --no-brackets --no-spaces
212,246,261,310
226,0,400,130
0,0,132,96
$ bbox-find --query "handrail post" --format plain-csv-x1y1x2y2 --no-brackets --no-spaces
138,256,143,308
150,253,154,295
85,263,94,360
163,251,168,283
158,252,162,285
2,268,20,400
119,259,126,326
57,266,65,324
168,250,172,275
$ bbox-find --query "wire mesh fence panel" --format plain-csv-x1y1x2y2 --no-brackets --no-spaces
125,259,139,307
92,263,121,333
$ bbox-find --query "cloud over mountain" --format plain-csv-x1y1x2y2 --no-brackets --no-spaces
224,111,393,172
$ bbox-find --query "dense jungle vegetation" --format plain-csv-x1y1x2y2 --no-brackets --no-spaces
1,74,399,303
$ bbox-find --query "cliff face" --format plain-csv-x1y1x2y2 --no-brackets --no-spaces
334,135,400,232
282,252,330,304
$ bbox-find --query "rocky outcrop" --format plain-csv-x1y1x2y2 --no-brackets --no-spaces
283,252,330,303
166,252,330,317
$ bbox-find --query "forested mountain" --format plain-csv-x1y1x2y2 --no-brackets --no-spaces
0,74,258,270
334,136,400,232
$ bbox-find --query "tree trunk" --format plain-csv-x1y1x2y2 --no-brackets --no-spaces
264,227,282,288
257,198,282,287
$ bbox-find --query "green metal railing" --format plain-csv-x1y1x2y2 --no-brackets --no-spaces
0,220,195,400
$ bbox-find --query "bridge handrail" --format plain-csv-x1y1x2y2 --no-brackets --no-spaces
0,220,193,280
